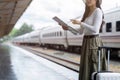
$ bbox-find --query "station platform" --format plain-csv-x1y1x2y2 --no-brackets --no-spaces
0,43,78,80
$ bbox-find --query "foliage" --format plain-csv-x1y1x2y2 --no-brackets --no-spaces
10,23,34,38
0,23,34,42
9,28,18,37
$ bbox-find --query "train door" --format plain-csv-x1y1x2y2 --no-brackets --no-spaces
64,30,69,48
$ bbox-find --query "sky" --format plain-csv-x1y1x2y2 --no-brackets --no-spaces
14,0,120,30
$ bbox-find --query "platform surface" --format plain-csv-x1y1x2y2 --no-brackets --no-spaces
0,43,78,80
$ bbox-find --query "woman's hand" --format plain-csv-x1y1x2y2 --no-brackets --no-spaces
62,26,68,30
70,19,81,25
58,23,68,30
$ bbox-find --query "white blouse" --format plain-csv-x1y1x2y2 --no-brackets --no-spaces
80,8,103,35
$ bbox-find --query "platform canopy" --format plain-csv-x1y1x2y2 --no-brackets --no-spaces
0,0,32,38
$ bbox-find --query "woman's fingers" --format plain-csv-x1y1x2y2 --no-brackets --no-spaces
70,19,75,23
70,19,79,24
62,26,68,30
71,19,77,24
58,23,68,30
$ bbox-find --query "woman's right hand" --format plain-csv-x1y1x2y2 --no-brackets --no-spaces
58,23,68,30
61,26,68,30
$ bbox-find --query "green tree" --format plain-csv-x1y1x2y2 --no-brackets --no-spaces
9,28,19,37
0,23,34,42
1,23,34,42
16,23,33,36
10,23,34,37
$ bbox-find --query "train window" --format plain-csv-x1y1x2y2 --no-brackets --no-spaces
57,32,59,36
57,32,58,36
106,23,112,32
53,32,54,36
53,33,55,37
51,33,52,37
116,21,120,32
49,33,50,37
56,32,58,36
60,31,62,36
43,34,44,37
58,32,60,36
53,33,54,37
52,33,53,37
55,32,56,36
50,33,51,37
47,33,49,37
50,33,52,37
48,33,51,37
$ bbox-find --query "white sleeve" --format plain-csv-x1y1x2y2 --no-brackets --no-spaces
81,9,102,33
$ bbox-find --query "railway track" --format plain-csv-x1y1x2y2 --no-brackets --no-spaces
18,45,120,73
21,46,80,72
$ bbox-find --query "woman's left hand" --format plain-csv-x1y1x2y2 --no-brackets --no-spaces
70,19,81,25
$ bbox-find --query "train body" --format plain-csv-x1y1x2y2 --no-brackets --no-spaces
12,8,120,57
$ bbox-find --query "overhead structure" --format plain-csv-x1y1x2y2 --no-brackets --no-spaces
0,0,32,37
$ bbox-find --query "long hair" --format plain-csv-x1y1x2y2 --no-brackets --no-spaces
81,0,104,32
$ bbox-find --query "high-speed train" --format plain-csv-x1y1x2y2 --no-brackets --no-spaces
13,7,120,57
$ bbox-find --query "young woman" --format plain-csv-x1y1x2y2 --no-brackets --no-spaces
61,0,107,80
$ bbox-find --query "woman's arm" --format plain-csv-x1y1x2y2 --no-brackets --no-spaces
81,9,103,33
70,19,84,34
